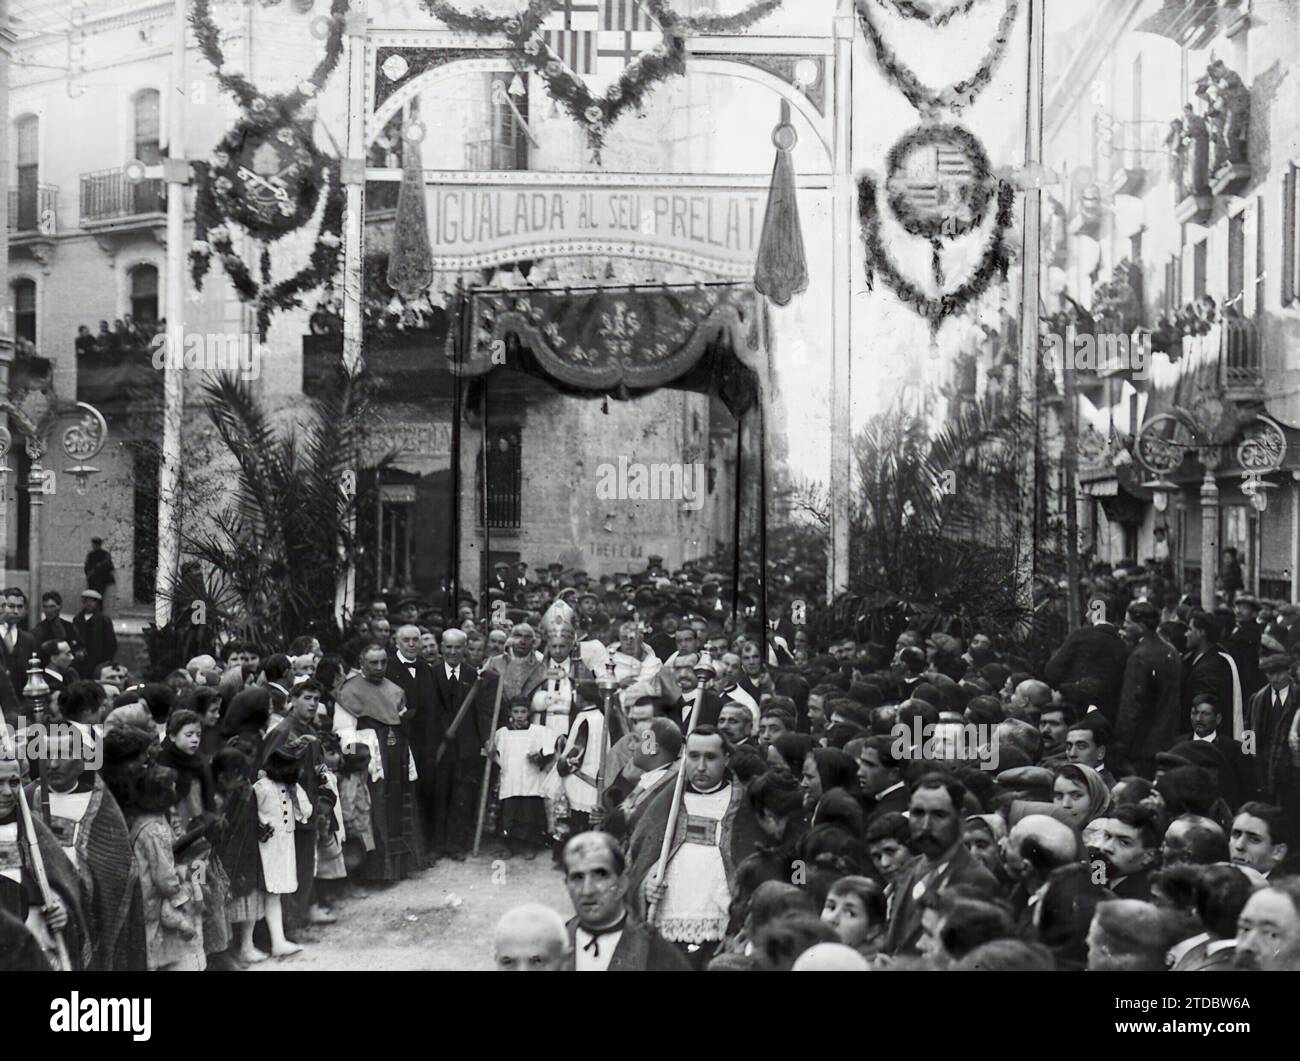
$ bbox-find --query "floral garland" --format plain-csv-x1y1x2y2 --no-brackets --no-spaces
884,123,992,241
856,0,1019,115
191,0,349,119
422,0,784,155
190,160,346,342
876,0,985,27
205,118,329,242
858,174,1013,338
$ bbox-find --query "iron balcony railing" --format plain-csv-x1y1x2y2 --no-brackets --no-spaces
79,167,165,225
7,184,58,234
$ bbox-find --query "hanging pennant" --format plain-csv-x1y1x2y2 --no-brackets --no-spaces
754,104,808,307
387,110,436,301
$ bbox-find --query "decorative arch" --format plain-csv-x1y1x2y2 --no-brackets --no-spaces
368,54,832,165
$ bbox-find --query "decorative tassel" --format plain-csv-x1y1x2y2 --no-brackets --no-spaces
754,101,809,307
387,103,435,300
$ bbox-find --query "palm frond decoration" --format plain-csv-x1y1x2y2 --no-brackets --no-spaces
157,366,379,655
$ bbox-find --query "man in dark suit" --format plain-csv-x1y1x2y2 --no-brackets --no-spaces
387,623,440,858
1248,654,1299,807
1181,610,1238,719
70,590,116,678
1176,693,1255,807
857,735,909,825
666,656,722,731
489,561,514,603
561,831,689,971
883,775,999,956
1115,601,1182,778
1225,594,1265,700
430,628,497,859
1095,804,1160,900
32,592,79,663
0,588,37,681
1043,600,1129,719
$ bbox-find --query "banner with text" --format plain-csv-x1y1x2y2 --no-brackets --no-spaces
426,182,767,277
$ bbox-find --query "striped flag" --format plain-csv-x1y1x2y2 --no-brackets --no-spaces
904,183,941,209
542,0,600,29
542,29,596,74
601,0,658,32
936,145,974,177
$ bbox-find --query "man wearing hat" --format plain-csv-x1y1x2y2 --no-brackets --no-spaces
1115,600,1181,778
1044,595,1129,720
1225,593,1265,699
1249,653,1300,806
489,561,513,601
83,536,115,603
1175,693,1255,806
512,561,532,597
70,590,117,679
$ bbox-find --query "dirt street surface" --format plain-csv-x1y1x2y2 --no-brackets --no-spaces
251,847,570,971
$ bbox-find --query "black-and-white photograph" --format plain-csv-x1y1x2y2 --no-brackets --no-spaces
0,0,1295,1031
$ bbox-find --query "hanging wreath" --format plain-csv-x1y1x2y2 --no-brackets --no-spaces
191,160,346,342
191,0,350,121
876,0,986,27
207,118,329,242
857,0,1019,115
859,173,1013,338
189,0,351,338
422,0,784,156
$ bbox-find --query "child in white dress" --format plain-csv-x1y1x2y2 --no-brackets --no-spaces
493,698,557,858
254,744,312,957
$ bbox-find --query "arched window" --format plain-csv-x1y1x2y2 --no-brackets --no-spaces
11,278,35,346
129,264,159,329
14,114,39,231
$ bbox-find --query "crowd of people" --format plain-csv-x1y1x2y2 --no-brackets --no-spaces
4,551,1300,973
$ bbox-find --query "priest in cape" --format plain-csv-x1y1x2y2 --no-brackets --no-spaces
625,725,762,969
334,644,421,882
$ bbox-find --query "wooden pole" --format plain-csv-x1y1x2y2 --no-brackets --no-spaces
0,716,69,969
471,671,506,857
646,685,702,926
1063,324,1081,630
1013,0,1046,634
433,678,481,768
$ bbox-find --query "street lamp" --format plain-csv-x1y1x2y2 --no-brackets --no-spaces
1137,412,1286,605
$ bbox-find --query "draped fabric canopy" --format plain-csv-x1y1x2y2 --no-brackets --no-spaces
466,283,765,416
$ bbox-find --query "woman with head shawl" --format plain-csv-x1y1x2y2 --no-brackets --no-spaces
799,747,859,819
766,732,814,782
1052,763,1112,844
963,813,1010,884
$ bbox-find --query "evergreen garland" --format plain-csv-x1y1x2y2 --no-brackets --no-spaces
859,174,1013,338
856,0,1019,115
422,0,784,156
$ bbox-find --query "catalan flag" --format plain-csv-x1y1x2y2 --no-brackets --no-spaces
541,29,596,74
601,0,658,32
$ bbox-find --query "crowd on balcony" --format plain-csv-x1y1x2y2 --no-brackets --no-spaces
74,317,164,357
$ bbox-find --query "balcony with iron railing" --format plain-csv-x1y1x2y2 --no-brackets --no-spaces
7,184,58,236
79,167,165,228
